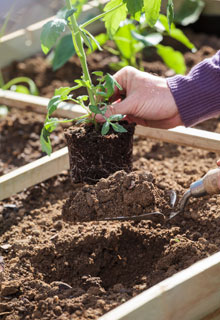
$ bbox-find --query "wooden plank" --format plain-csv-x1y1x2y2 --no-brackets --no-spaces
0,89,84,118
1,90,220,153
135,125,220,154
0,148,69,201
100,251,220,320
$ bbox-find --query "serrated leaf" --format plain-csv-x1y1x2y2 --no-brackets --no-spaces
131,31,163,47
111,122,127,133
54,87,73,99
89,105,102,114
175,0,205,26
104,73,121,98
144,0,161,27
108,114,124,122
65,7,77,21
103,0,127,38
123,0,143,16
92,71,104,77
167,0,174,30
41,19,67,54
101,121,110,135
44,117,59,132
47,96,62,116
40,128,52,155
157,44,186,74
52,34,75,71
75,79,91,89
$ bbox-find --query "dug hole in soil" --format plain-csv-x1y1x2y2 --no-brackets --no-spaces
1,29,220,320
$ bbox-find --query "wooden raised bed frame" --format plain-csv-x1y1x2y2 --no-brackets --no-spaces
1,9,220,319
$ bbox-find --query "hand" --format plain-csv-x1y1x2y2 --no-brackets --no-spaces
217,159,220,167
97,66,183,129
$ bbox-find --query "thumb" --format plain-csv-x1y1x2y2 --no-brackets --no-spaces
96,96,133,122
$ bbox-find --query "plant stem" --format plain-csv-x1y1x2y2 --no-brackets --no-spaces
80,3,123,29
65,0,95,106
2,76,38,95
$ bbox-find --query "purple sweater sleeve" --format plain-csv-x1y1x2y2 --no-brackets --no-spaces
167,51,220,127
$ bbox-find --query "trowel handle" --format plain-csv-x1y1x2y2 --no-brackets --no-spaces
202,168,220,195
190,168,220,197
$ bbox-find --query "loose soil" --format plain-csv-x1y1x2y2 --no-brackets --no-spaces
0,29,220,319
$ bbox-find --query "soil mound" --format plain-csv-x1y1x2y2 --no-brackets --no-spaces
62,170,171,222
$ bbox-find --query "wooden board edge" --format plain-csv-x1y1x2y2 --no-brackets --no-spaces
0,147,69,201
1,90,220,152
100,251,220,320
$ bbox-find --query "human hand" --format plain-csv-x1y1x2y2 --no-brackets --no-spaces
97,66,183,129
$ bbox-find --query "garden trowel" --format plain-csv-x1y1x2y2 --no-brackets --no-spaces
101,167,220,222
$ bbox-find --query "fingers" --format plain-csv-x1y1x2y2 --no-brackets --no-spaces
217,159,220,167
96,96,134,122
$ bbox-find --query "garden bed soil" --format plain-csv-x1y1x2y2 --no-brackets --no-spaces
0,30,220,319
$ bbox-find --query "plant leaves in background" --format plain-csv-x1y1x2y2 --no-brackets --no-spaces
156,44,186,74
175,0,205,26
41,18,67,54
159,15,195,51
167,0,174,30
114,22,138,60
103,0,127,38
144,0,161,27
123,0,143,16
131,31,163,47
10,85,30,94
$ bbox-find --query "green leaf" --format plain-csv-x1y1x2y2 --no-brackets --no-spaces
47,96,62,116
111,122,127,133
108,114,124,122
123,0,143,16
159,15,195,50
65,8,77,21
87,33,109,54
103,0,127,38
167,0,174,30
54,87,73,99
77,95,88,102
75,79,91,89
41,19,67,54
131,31,163,47
175,0,205,26
101,121,110,135
114,21,137,60
40,128,52,155
104,73,122,98
10,85,30,95
144,0,161,27
92,71,104,77
89,105,102,114
44,117,59,132
52,34,75,71
157,44,186,75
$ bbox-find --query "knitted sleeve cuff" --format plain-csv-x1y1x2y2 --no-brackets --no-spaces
167,51,220,127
